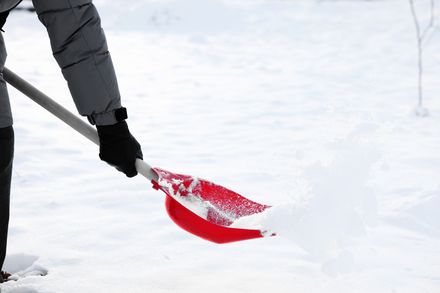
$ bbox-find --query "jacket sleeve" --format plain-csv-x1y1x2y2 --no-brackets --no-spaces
32,0,122,125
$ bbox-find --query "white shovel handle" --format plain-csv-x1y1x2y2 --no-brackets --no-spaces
3,67,159,182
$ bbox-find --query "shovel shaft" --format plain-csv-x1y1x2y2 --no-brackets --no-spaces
3,67,100,145
3,67,158,182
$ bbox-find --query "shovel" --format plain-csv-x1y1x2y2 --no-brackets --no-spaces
3,67,274,244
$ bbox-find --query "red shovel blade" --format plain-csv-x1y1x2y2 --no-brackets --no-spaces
151,167,273,244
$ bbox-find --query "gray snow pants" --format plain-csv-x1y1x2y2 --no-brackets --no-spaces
0,126,13,272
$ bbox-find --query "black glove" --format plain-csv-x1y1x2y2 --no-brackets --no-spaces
97,121,143,178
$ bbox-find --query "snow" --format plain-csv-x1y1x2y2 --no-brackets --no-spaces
1,0,440,292
157,175,210,219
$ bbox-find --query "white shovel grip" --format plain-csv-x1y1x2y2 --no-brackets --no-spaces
136,159,159,182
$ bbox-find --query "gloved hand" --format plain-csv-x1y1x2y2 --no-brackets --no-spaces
97,121,143,178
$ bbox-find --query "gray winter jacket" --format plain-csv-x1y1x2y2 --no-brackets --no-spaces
0,0,20,13
0,0,122,126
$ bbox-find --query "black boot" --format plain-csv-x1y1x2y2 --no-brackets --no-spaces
0,126,14,273
0,270,11,283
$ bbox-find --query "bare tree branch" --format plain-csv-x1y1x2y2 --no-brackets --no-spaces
408,0,436,114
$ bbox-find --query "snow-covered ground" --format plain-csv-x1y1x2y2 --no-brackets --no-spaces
1,0,440,292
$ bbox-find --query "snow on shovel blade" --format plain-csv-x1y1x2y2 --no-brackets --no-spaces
151,168,273,244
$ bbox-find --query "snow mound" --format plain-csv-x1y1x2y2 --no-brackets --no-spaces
234,141,379,267
1,254,47,293
2,254,39,274
405,191,440,231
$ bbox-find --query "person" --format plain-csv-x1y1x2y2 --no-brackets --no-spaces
0,0,143,283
